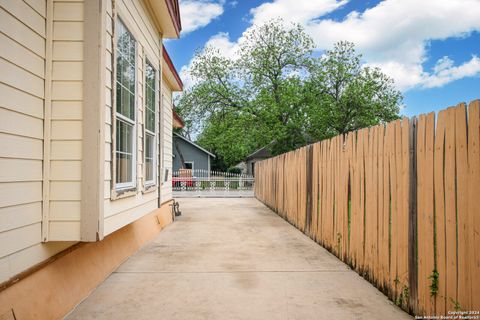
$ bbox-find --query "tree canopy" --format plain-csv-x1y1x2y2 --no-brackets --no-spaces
176,19,402,168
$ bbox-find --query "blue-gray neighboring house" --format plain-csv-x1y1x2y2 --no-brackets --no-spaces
245,144,272,176
172,133,215,172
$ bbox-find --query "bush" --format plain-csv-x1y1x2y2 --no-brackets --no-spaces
227,167,242,174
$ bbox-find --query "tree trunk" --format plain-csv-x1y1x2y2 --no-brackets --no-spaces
174,138,186,169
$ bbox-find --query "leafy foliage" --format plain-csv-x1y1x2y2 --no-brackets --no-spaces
176,20,402,167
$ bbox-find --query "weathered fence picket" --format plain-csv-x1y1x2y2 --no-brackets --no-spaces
254,99,480,316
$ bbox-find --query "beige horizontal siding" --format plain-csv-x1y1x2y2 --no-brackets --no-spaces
160,85,173,203
0,83,44,119
104,191,158,218
0,223,41,258
51,81,82,100
0,7,45,58
53,2,83,21
0,241,73,284
0,181,42,209
49,201,81,221
105,106,112,125
48,221,81,241
0,58,44,99
0,0,46,37
51,101,82,120
53,41,83,61
104,199,157,236
51,140,82,160
24,0,47,18
53,21,83,40
0,0,48,284
46,0,84,241
50,160,82,181
0,133,43,160
0,108,43,139
50,181,81,201
0,33,45,78
0,158,42,182
0,202,42,233
52,61,83,81
0,0,84,283
51,120,82,140
103,0,163,233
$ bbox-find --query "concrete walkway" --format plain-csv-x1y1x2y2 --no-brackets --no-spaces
67,198,411,320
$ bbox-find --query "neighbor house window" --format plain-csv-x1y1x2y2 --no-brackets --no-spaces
184,161,194,170
144,61,156,185
115,19,136,189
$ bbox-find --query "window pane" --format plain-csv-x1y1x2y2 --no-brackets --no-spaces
145,62,156,132
116,19,135,121
116,119,133,184
116,153,132,183
145,134,154,182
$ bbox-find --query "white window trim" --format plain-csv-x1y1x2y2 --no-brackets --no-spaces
144,60,157,187
144,133,156,186
114,18,137,191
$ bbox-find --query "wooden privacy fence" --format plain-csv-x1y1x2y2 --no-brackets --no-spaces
254,100,480,316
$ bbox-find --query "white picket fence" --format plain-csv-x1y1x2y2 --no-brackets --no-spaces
172,169,254,198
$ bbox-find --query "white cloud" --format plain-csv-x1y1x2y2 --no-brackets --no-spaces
301,0,480,90
250,0,347,26
422,55,480,89
180,0,224,34
180,0,480,91
179,32,238,89
203,32,239,59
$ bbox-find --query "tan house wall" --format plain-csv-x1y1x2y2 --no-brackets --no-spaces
0,201,174,320
103,0,169,236
49,0,85,241
161,83,174,202
0,0,76,285
0,0,177,284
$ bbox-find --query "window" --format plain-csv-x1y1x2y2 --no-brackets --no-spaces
144,61,156,185
115,19,136,190
184,161,194,170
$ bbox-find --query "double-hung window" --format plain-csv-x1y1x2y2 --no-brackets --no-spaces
115,19,136,190
144,61,156,186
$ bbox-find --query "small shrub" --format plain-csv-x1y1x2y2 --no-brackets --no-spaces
227,167,242,174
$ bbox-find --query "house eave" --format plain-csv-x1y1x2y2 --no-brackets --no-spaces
173,109,184,129
144,0,181,38
162,45,183,91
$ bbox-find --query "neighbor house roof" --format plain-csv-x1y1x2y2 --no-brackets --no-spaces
173,132,216,158
162,45,183,91
246,143,273,160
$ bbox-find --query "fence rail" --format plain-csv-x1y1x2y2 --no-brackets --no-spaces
173,169,254,197
255,99,480,316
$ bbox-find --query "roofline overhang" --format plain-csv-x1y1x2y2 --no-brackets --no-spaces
143,0,181,38
162,45,183,91
173,109,184,129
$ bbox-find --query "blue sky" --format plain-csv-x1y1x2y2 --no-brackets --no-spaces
165,0,480,117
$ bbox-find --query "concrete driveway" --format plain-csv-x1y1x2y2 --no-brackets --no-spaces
66,198,411,320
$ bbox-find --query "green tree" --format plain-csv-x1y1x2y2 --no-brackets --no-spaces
176,22,402,168
305,41,401,141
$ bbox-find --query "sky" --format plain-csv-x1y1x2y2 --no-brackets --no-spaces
164,0,480,117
